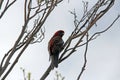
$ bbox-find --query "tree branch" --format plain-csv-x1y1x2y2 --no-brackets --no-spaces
77,33,89,80
0,0,17,18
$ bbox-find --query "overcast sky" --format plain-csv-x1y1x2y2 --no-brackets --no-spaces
0,0,120,80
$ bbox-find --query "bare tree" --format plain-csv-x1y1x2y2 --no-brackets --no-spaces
0,0,63,79
0,0,119,80
40,0,120,80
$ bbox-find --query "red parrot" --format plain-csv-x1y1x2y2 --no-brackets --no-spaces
48,30,64,68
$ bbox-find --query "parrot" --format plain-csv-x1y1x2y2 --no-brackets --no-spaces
48,30,64,68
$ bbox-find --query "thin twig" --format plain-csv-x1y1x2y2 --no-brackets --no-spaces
77,33,89,80
0,0,17,18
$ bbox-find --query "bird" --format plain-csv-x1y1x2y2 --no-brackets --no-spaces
48,30,64,69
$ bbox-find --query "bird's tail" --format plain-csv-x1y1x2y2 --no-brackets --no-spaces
51,54,59,69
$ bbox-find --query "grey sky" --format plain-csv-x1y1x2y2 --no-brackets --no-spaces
0,0,120,80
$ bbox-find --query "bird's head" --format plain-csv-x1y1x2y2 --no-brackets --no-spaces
53,30,64,37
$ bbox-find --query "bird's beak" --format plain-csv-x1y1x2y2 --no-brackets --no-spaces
62,32,64,36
